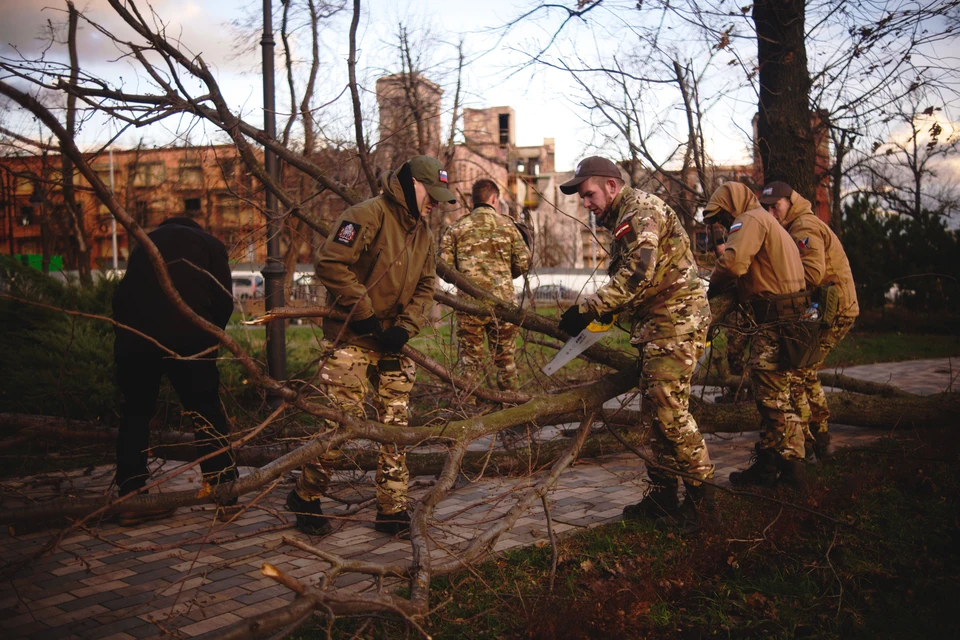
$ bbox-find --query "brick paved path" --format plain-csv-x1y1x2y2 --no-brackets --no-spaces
2,358,948,639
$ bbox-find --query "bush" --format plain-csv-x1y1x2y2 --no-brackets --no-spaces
843,196,960,312
0,256,119,421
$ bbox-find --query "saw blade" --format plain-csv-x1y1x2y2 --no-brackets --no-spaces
542,319,613,375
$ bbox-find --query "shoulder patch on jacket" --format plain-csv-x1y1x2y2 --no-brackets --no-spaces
614,221,632,240
797,236,810,251
334,220,362,247
728,221,743,234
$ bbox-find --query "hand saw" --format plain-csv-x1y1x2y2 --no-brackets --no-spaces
542,317,614,375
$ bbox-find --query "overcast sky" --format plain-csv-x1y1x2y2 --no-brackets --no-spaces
2,0,956,181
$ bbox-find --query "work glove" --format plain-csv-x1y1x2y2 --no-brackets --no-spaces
379,325,410,352
349,314,382,337
559,306,596,336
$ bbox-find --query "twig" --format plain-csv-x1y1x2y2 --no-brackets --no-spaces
541,493,559,593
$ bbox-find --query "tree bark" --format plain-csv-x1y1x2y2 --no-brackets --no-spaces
753,0,815,199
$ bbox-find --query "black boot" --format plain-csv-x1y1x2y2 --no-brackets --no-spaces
804,439,819,465
776,456,809,494
815,431,836,459
375,510,411,536
654,481,718,535
286,490,333,536
623,476,680,521
729,445,779,487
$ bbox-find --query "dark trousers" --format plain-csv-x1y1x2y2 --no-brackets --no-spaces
115,346,236,495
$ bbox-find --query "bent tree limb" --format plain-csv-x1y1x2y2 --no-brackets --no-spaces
0,369,637,524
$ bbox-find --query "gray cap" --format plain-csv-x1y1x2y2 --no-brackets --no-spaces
559,156,622,195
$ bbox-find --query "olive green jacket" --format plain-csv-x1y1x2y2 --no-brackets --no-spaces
317,170,436,349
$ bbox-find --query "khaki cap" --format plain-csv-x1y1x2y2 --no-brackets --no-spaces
408,155,456,204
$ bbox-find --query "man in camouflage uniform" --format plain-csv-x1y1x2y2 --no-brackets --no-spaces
286,156,455,537
760,181,860,461
439,179,531,395
704,182,810,491
557,156,714,533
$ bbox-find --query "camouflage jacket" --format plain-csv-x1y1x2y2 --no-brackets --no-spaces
438,204,531,302
580,187,710,343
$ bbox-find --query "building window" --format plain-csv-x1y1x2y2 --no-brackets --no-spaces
133,199,149,227
184,197,202,216
19,206,33,226
130,162,165,188
179,163,203,188
498,114,510,146
216,193,240,225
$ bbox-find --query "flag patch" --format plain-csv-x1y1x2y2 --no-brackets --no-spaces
729,221,742,234
614,222,632,240
333,220,361,247
797,236,810,250
439,170,448,184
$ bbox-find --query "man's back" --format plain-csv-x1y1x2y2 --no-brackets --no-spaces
439,205,529,301
113,218,233,353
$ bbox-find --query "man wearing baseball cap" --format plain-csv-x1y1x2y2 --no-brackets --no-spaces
759,181,859,461
557,156,715,534
286,155,455,537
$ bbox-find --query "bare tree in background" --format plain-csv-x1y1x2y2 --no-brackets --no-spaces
858,89,960,218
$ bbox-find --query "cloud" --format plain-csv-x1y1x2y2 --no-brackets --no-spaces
0,1,257,76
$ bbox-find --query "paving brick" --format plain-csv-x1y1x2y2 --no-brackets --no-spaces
42,603,110,628
197,575,251,595
29,615,102,639
184,597,245,621
59,590,127,613
232,584,289,605
178,611,242,636
2,605,66,629
123,567,180,586
28,592,77,609
81,614,148,639
99,591,156,612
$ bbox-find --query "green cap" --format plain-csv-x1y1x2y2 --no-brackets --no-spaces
408,155,456,204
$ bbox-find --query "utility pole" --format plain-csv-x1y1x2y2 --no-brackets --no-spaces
261,0,286,401
109,148,117,271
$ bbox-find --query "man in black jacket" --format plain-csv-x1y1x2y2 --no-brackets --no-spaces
112,217,237,525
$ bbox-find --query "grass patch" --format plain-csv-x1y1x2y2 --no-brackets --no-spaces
300,429,960,639
823,331,960,367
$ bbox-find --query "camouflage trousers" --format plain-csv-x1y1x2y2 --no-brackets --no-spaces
724,311,750,377
455,312,521,392
296,339,417,515
640,327,715,485
793,316,857,440
748,327,805,460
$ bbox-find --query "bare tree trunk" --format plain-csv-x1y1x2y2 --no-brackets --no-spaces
348,0,378,194
61,2,92,284
753,0,816,198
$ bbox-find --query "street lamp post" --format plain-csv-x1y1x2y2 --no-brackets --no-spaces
261,0,286,401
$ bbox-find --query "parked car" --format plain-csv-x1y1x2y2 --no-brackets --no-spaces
232,274,264,299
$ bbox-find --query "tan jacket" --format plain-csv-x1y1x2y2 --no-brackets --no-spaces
317,170,436,349
708,183,805,301
781,193,860,319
